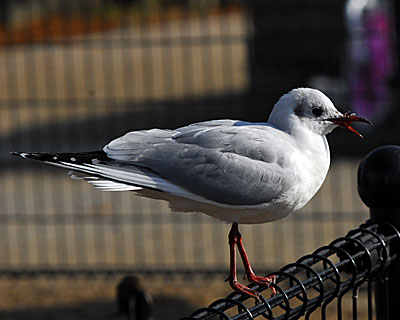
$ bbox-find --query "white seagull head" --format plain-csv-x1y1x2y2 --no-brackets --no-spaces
268,88,371,138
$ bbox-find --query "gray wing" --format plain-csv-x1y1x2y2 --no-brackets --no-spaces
104,120,299,206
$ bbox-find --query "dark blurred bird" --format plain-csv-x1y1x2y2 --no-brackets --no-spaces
115,276,153,320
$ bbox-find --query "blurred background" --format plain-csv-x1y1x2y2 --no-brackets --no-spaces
1,0,400,319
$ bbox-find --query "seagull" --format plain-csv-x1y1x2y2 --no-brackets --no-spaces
11,88,371,299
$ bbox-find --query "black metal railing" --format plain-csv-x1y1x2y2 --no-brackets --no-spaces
179,221,399,320
179,145,400,320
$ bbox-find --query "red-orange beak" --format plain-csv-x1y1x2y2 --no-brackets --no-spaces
326,112,372,138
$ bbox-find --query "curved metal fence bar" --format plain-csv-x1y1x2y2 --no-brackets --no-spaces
179,220,400,320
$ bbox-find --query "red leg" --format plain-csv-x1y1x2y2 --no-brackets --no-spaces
226,223,261,298
236,228,276,294
226,223,276,298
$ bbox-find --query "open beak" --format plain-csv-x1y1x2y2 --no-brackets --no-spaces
326,112,372,138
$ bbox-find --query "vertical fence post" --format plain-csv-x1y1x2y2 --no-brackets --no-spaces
358,145,400,320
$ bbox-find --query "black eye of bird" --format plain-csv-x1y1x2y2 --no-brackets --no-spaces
312,107,323,117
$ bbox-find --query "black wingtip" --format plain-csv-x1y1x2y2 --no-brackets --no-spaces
11,150,108,163
10,151,30,158
10,151,52,161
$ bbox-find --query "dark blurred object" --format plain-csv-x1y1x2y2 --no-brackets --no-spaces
358,145,400,209
115,276,153,320
249,0,347,118
0,0,11,28
113,0,140,6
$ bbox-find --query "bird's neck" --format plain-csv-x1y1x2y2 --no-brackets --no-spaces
268,114,330,159
293,124,330,156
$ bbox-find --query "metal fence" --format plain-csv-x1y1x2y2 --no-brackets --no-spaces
180,220,399,320
0,0,397,277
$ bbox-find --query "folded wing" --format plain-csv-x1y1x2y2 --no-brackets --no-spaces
104,120,298,206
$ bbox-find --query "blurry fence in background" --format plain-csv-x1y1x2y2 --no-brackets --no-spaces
0,0,394,276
